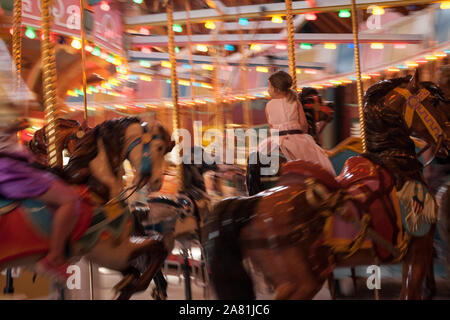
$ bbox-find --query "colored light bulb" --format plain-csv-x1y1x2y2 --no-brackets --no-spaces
25,27,36,39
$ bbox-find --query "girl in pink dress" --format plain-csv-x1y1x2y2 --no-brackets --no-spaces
259,71,335,175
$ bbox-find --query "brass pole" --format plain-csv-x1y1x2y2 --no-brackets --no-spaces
350,0,367,153
80,0,88,122
185,1,196,124
285,0,297,90
79,0,94,300
166,0,184,191
235,2,252,128
12,0,22,91
41,0,61,168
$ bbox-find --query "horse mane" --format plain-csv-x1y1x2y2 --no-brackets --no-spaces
65,117,141,185
363,77,423,186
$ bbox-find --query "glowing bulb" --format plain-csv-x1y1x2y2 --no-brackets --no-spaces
441,1,450,9
161,61,172,68
25,27,36,39
196,44,208,52
85,45,93,52
250,44,262,51
140,60,151,67
202,64,214,71
394,43,407,49
141,47,152,53
339,10,351,18
238,18,248,26
324,43,336,50
71,38,82,50
275,44,287,50
133,0,143,4
100,1,110,11
9,28,13,35
271,15,283,24
372,6,385,15
139,27,150,35
300,43,312,50
92,46,101,56
205,21,216,30
305,13,317,21
224,44,235,51
256,66,269,73
173,24,183,33
370,43,384,49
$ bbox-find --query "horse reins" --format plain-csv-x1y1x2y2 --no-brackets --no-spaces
102,123,164,208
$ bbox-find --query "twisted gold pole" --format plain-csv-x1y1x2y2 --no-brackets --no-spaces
285,0,297,90
166,0,184,191
212,46,224,133
12,0,22,91
185,1,196,123
41,0,61,168
79,0,94,301
350,0,367,153
79,0,88,122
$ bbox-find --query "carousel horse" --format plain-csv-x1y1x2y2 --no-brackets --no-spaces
204,72,450,300
0,117,175,300
130,154,213,300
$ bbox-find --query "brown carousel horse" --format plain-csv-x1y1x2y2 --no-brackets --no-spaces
204,71,450,300
0,117,175,299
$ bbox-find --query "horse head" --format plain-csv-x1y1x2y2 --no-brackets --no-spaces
389,70,449,159
65,118,174,201
364,71,449,166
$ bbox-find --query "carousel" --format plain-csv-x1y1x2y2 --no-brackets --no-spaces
0,0,449,300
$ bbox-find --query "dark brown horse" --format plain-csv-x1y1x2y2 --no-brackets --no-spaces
204,72,450,300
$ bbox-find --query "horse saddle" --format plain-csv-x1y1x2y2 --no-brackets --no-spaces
282,157,402,261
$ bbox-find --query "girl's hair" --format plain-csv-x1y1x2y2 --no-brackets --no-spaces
269,70,298,103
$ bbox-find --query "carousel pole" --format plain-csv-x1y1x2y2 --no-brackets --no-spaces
235,2,252,128
41,0,65,299
166,0,191,301
79,0,95,300
285,0,297,90
12,0,22,91
350,0,376,300
350,0,367,153
3,0,24,296
41,0,61,167
185,1,196,123
80,0,88,122
166,0,183,192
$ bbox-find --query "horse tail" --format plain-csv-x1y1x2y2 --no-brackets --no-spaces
203,197,257,299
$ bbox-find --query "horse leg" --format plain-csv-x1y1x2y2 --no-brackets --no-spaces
85,235,170,299
400,230,434,300
327,273,336,300
248,246,324,300
423,254,436,300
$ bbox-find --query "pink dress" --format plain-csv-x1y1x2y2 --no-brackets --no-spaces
258,98,336,176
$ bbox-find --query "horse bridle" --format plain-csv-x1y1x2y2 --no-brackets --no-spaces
394,86,449,166
125,122,163,186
